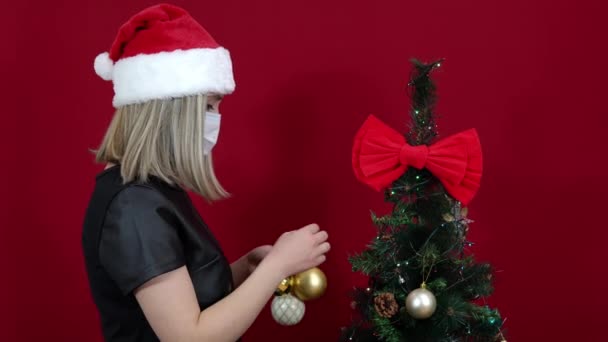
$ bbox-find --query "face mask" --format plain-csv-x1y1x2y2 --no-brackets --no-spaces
203,112,221,155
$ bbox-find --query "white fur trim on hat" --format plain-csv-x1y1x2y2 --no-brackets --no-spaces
94,52,114,81
111,47,235,107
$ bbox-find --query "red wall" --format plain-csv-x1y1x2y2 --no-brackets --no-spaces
6,0,608,341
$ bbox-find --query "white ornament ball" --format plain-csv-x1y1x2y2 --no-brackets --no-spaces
271,294,305,326
405,287,437,319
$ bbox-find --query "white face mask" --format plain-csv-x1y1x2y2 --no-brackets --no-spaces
203,112,221,155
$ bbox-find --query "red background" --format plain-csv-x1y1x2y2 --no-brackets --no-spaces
5,0,608,341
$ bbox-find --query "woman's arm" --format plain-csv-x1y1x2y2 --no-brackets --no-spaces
135,257,284,341
230,245,272,288
134,224,330,342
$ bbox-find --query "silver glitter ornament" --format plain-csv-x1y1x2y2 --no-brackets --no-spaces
271,294,305,325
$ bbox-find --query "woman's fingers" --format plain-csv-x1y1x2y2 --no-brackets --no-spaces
303,223,320,234
313,230,328,244
315,242,331,256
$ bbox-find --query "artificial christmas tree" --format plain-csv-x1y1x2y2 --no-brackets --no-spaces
342,59,505,342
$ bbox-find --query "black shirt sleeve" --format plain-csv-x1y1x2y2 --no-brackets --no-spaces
99,184,186,295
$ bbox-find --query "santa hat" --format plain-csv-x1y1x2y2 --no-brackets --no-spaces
94,3,235,107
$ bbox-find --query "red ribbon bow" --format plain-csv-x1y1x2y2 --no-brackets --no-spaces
352,115,483,205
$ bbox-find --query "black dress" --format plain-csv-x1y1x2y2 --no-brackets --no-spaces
82,165,235,341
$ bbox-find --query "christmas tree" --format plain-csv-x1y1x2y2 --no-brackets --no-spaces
341,60,506,342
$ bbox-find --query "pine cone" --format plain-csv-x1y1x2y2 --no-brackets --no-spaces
374,292,398,318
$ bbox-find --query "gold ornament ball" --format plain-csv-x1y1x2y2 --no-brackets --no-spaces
276,276,294,296
405,287,437,319
292,267,327,301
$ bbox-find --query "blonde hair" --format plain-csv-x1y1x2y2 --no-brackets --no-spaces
94,94,229,201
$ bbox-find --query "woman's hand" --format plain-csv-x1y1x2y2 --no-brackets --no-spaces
246,245,272,274
265,223,330,279
231,245,273,287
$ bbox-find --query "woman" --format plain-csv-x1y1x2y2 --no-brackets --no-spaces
82,4,330,342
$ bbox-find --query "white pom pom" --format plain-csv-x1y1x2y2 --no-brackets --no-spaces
94,52,114,81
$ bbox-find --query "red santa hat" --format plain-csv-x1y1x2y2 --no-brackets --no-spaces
94,3,235,107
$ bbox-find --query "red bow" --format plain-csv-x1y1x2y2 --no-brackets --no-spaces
352,115,483,205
